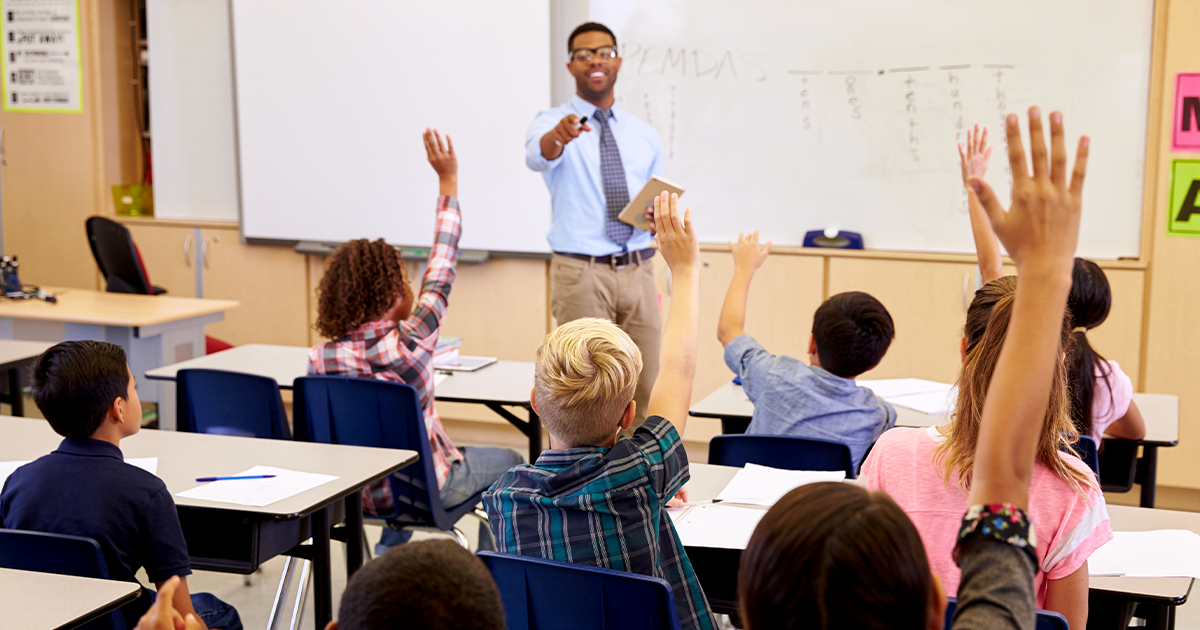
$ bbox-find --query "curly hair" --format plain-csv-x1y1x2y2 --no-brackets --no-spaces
315,239,410,340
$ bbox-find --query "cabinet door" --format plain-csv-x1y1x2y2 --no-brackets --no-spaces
201,228,309,346
124,224,197,297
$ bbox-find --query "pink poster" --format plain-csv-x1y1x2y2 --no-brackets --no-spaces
1175,73,1200,152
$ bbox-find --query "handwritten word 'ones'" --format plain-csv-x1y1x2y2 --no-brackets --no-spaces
623,44,767,82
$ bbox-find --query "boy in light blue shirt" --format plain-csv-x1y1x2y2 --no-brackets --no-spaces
716,233,897,470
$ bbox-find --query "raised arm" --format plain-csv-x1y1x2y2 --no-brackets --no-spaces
425,127,457,197
967,107,1089,508
959,124,1004,284
717,232,771,345
405,129,462,341
646,192,700,434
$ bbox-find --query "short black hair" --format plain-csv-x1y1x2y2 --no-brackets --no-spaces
811,291,894,378
32,341,130,440
567,22,617,52
337,540,505,630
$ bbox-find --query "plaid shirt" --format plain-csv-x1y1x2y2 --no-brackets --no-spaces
483,415,717,630
309,196,463,513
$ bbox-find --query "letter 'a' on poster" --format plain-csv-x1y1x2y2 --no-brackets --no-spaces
1,0,83,113
1168,160,1200,238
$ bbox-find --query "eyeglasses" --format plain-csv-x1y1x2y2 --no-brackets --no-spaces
570,46,619,63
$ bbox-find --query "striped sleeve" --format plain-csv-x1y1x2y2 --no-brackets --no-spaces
402,195,462,344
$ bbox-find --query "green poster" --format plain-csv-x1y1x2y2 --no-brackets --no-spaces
1169,159,1200,237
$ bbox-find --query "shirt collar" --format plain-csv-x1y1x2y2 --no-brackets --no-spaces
342,319,397,341
54,438,124,461
570,95,619,123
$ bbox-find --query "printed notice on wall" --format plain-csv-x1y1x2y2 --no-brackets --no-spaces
1,0,82,113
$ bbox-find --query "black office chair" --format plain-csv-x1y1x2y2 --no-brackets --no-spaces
86,216,166,295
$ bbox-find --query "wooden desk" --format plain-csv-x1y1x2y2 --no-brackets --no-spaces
0,416,417,630
145,345,546,460
690,383,1180,506
0,567,141,630
0,287,237,430
0,340,54,416
680,464,1195,627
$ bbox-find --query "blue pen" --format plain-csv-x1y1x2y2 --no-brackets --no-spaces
195,474,277,482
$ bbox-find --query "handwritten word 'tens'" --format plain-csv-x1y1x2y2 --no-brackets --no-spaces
622,44,767,82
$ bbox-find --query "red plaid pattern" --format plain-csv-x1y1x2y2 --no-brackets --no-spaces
308,196,463,514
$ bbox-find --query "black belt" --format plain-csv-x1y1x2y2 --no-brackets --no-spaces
555,248,655,269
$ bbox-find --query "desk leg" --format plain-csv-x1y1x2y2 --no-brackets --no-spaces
7,366,22,416
312,508,333,630
345,491,364,577
1140,445,1159,508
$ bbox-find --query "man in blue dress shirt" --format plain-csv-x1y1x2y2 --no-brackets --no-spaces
525,22,664,425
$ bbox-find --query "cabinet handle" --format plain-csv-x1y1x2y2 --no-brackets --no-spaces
202,235,220,269
183,233,193,267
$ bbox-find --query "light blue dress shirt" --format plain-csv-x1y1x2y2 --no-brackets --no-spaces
724,334,897,471
526,95,663,256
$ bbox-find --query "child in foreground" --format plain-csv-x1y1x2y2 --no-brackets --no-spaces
959,124,1144,446
1,341,241,630
717,234,896,470
484,192,717,630
740,106,1091,629
309,129,521,552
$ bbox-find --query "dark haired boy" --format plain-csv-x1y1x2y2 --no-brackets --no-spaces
716,233,897,470
0,340,241,630
322,540,505,630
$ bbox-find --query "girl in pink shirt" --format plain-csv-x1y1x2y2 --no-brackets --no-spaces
862,275,1112,630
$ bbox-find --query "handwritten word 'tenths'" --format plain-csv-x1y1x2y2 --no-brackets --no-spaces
622,44,767,82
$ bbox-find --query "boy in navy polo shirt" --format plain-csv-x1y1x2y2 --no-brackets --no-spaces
0,341,241,630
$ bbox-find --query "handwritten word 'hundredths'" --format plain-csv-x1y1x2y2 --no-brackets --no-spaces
622,43,767,81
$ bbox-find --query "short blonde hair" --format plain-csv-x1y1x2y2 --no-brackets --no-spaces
534,318,643,447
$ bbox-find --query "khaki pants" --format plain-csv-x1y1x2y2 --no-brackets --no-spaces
549,253,662,428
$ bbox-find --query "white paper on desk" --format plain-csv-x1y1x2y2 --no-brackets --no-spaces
856,378,953,400
715,463,845,506
0,460,31,487
176,465,339,507
1088,530,1200,578
670,504,766,549
887,388,959,415
126,457,158,476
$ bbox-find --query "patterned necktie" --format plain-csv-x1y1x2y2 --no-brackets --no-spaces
592,108,634,246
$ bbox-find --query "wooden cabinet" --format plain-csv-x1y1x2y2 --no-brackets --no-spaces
124,224,197,297
200,228,309,347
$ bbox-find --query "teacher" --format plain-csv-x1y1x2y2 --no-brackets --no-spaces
525,22,664,427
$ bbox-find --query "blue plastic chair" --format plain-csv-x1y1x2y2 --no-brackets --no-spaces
478,551,681,630
1069,435,1100,475
293,375,486,546
708,434,857,479
176,368,291,440
945,596,1068,629
0,529,130,630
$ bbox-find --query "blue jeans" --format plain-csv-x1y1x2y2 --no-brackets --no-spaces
379,446,524,553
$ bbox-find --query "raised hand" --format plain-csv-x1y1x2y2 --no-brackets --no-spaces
967,107,1087,276
423,128,457,197
958,123,993,184
652,192,698,271
730,231,771,274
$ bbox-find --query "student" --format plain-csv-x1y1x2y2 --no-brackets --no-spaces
717,234,896,470
309,129,522,553
959,125,1145,444
484,192,717,630
0,341,241,630
740,106,1091,629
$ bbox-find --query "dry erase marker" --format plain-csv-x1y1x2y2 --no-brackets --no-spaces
195,474,277,482
579,116,588,125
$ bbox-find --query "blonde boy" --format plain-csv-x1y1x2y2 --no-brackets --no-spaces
483,192,716,630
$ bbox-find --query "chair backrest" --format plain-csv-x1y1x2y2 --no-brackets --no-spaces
85,216,154,295
708,434,856,479
0,529,129,630
944,596,1068,630
176,369,291,440
1098,439,1139,493
293,375,453,528
1070,435,1100,475
478,551,681,630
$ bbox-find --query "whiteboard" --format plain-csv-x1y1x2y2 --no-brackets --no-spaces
230,0,552,253
591,0,1153,258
